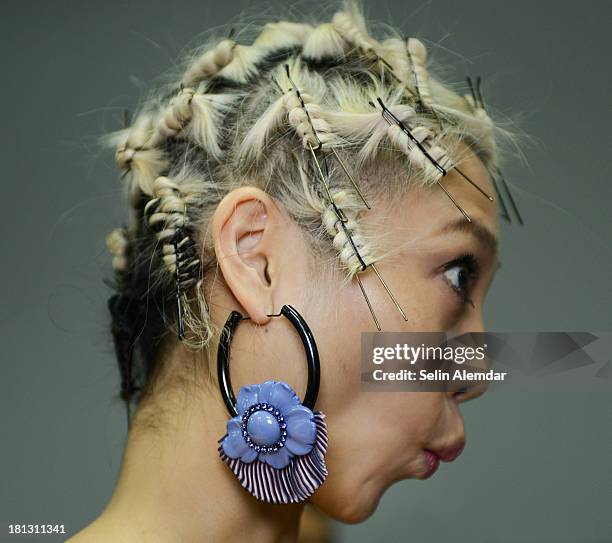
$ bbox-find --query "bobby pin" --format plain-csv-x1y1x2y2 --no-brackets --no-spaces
406,47,423,105
490,169,512,223
497,167,524,225
283,66,408,327
354,274,380,330
466,76,525,226
466,75,484,110
283,66,408,328
373,97,494,222
374,98,445,176
462,81,511,223
328,147,371,209
172,235,186,341
454,166,495,202
282,64,371,209
375,53,420,103
340,219,409,329
307,138,408,327
307,142,348,223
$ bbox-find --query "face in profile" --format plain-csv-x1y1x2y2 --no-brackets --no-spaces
93,5,508,540
212,142,499,522
298,145,500,523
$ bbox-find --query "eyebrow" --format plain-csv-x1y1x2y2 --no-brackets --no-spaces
437,217,499,257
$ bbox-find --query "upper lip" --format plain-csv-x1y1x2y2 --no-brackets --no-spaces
429,441,465,462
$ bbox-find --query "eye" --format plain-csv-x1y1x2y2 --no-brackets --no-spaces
441,253,480,307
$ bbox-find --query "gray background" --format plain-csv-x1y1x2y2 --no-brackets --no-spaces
1,1,611,541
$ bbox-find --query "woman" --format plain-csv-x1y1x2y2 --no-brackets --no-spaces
69,1,509,540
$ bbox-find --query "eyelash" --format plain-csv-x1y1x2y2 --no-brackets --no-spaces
440,253,481,307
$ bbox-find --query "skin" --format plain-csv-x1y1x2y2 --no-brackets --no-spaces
68,144,499,542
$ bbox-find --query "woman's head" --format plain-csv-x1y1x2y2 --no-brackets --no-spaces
105,0,504,523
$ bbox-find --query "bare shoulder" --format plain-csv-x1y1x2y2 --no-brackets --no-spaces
65,518,131,543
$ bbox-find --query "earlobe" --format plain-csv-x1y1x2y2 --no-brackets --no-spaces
211,187,276,323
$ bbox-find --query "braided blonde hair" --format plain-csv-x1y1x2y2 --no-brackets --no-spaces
105,0,509,407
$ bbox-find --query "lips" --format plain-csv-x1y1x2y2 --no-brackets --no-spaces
421,441,465,479
421,451,440,479
435,441,465,462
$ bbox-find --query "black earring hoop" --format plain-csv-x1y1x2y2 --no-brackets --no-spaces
216,304,328,504
217,304,321,417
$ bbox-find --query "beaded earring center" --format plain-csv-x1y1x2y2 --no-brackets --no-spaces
242,403,288,452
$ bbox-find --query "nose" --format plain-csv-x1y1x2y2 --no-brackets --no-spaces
451,380,488,404
460,311,484,334
447,312,489,404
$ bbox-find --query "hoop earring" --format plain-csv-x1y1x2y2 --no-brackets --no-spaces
217,304,328,504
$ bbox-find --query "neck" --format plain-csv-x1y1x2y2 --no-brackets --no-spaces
95,385,304,543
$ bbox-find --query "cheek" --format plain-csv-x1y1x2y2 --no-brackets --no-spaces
379,260,460,331
314,279,452,454
310,391,450,522
357,392,448,449
307,271,457,519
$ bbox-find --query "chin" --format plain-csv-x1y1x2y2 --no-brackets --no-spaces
310,476,383,524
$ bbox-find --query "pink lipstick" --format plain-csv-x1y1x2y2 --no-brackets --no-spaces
436,442,465,462
421,451,440,479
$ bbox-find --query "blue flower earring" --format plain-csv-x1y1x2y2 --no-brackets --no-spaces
217,305,328,504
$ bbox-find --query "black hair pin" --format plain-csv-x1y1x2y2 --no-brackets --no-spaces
466,76,524,226
172,235,186,341
281,65,408,330
373,96,496,223
282,64,371,210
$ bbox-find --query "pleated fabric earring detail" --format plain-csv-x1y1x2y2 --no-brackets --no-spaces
216,305,328,504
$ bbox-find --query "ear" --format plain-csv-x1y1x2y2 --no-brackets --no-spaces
211,186,283,324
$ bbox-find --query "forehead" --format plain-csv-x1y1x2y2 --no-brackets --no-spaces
397,144,498,237
362,143,500,257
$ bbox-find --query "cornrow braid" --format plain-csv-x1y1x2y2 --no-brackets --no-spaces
106,228,129,277
373,99,453,183
331,10,419,102
104,0,512,411
238,56,341,163
144,176,209,341
322,86,447,185
271,60,407,324
406,38,432,106
181,37,236,88
277,60,381,280
463,91,497,159
301,23,348,63
115,113,168,205
152,87,239,164
321,189,376,275
331,10,378,56
115,23,316,210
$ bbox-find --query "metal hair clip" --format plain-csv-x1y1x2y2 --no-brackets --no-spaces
143,194,205,342
373,96,494,223
170,227,209,342
283,65,407,330
321,181,408,330
466,76,524,226
405,44,424,106
282,64,371,210
172,235,186,341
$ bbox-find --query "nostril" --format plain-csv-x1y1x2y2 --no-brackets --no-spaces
450,385,470,402
456,382,488,403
